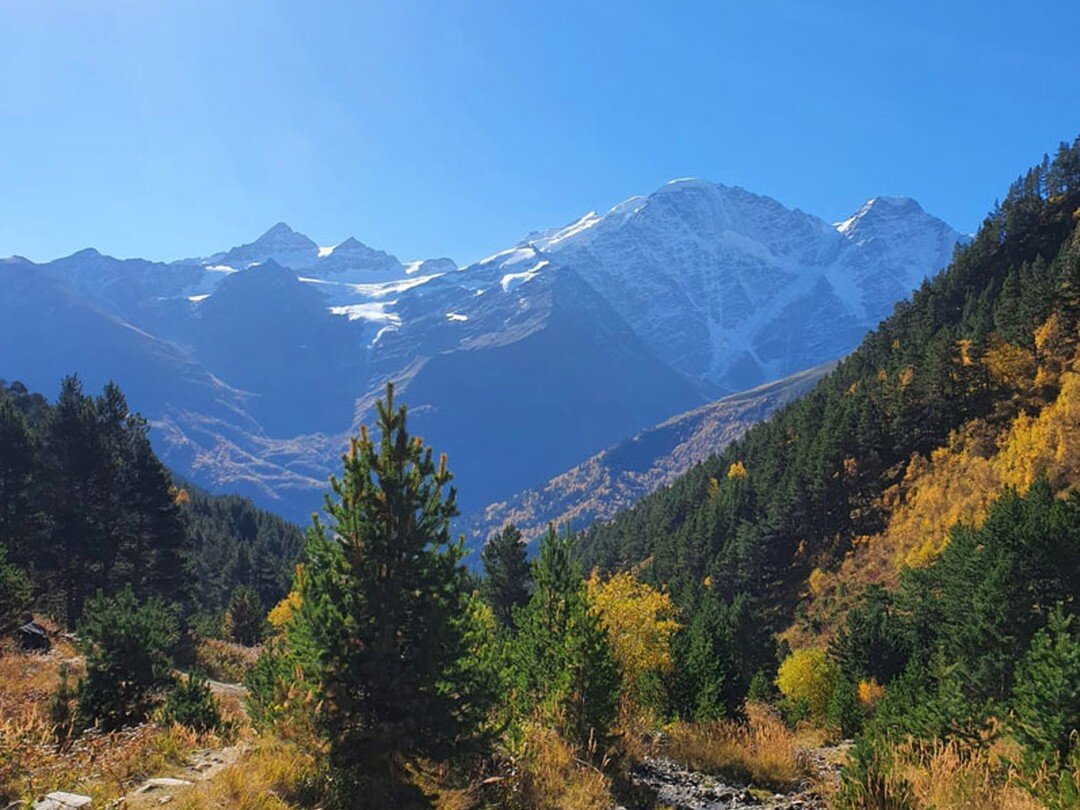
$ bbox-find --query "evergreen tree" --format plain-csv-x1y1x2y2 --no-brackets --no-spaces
77,588,179,731
511,525,620,748
830,585,912,684
1010,605,1080,769
0,543,31,632
294,383,491,803
674,589,734,721
0,398,37,565
222,585,265,646
481,522,531,630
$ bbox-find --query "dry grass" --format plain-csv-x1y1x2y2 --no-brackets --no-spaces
879,737,1046,810
193,637,259,684
172,738,321,810
0,641,226,805
665,702,808,792
497,723,614,810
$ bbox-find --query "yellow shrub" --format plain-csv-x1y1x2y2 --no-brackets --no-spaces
776,649,837,718
267,590,302,631
727,460,748,480
586,571,679,706
857,678,885,709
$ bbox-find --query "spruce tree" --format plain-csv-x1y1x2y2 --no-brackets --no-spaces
295,383,490,802
481,522,531,629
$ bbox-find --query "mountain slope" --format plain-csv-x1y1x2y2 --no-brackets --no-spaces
465,361,834,546
578,138,1080,668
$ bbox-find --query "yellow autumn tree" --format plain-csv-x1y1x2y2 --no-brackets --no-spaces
776,648,838,719
727,460,748,480
586,571,679,710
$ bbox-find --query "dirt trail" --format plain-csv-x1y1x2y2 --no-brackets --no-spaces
118,744,245,808
116,678,250,807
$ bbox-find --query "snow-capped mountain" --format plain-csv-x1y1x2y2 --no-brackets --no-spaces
521,180,963,393
0,182,964,522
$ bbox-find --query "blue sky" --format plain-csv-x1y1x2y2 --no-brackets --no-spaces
1,0,1077,264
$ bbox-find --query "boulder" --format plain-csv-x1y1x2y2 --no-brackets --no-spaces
32,792,91,809
17,621,50,652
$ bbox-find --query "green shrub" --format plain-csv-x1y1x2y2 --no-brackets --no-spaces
161,670,223,732
77,588,179,730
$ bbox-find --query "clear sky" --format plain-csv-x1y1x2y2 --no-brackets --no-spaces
1,0,1077,265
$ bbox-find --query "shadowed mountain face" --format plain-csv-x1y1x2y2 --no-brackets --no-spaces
0,182,963,521
461,361,835,553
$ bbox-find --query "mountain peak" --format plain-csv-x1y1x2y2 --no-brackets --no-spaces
835,196,933,235
250,222,315,247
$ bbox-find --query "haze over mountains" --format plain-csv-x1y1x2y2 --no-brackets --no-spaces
0,180,963,533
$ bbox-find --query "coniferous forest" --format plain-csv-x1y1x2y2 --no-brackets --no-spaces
2,138,1080,808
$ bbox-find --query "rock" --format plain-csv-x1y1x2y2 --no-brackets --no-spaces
17,621,50,652
33,792,92,809
136,778,193,793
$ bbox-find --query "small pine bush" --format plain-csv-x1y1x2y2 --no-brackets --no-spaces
77,588,179,730
160,670,223,732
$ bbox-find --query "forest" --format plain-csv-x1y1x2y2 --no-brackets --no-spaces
1,136,1079,809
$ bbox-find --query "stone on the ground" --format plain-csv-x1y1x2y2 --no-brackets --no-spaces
33,792,92,809
17,621,50,652
135,778,193,794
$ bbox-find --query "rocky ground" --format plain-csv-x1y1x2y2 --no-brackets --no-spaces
627,742,852,810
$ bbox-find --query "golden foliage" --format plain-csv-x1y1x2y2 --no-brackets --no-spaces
789,337,1080,647
707,476,720,499
807,567,828,598
775,649,837,718
586,571,679,701
267,590,302,631
857,678,885,709
726,460,748,480
984,334,1036,388
665,702,808,791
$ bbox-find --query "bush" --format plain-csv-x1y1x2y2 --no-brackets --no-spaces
160,671,223,732
77,588,179,730
776,648,838,720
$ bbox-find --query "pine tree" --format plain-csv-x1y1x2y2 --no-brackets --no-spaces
511,525,620,748
481,522,531,629
0,543,31,632
77,588,179,731
294,383,490,802
1010,605,1080,768
0,398,37,565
